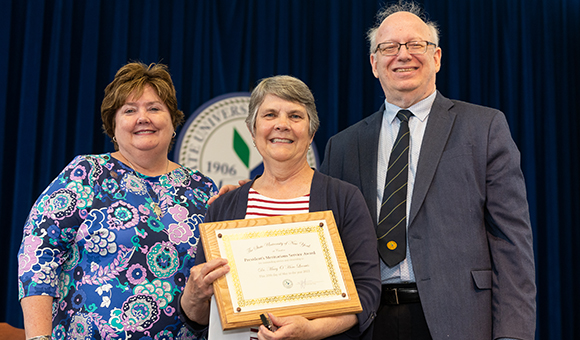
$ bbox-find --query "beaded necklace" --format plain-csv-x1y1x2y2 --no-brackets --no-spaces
126,158,169,219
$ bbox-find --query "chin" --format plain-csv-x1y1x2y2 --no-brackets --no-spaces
135,143,166,152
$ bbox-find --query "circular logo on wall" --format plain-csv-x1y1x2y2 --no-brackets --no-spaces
175,93,319,188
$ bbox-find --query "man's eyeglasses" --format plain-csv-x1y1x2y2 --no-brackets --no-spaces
374,41,436,56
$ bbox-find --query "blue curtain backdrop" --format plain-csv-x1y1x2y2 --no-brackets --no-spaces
1,0,578,338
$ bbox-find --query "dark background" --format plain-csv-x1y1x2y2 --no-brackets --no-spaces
1,0,578,338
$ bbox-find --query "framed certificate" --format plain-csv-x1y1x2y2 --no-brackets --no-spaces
199,210,362,330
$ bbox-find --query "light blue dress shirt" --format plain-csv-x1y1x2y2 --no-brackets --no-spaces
377,91,435,284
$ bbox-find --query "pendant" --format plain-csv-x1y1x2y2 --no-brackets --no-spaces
151,202,163,219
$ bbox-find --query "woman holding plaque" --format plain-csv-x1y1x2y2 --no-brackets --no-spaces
179,75,381,340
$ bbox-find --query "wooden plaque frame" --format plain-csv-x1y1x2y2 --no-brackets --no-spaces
199,210,362,330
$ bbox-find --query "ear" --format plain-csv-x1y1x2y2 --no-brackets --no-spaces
433,47,442,73
370,53,380,79
247,124,255,139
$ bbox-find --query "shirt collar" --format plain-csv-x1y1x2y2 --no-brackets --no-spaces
383,90,437,124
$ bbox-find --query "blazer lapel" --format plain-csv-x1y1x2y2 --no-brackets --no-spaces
408,93,456,226
358,105,384,225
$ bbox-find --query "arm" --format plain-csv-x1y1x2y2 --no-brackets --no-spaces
335,184,381,335
485,113,536,339
17,156,91,334
21,295,53,338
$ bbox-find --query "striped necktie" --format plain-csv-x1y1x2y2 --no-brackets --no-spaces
377,110,413,267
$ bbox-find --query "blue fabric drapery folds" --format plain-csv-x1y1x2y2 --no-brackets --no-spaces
1,1,579,339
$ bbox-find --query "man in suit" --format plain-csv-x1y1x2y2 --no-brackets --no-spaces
319,2,536,340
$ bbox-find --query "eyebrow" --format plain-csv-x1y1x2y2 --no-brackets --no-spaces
260,107,306,114
288,110,306,115
123,100,164,106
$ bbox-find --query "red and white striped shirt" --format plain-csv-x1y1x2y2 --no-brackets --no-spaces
245,188,310,219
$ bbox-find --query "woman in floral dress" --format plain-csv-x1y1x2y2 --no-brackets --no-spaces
18,62,217,340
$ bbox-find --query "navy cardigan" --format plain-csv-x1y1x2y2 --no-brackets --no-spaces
197,170,381,340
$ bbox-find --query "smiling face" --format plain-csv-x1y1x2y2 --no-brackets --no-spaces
114,84,174,156
370,11,441,108
253,94,313,166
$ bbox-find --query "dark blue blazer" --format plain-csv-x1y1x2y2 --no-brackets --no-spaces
320,92,536,340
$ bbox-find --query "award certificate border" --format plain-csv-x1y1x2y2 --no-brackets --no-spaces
199,211,362,330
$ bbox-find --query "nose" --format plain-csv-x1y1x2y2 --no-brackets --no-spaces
136,108,151,124
396,44,413,59
274,114,290,130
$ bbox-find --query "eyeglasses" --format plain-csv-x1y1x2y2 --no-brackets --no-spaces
374,41,436,56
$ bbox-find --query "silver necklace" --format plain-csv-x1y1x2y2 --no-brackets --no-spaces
126,158,169,219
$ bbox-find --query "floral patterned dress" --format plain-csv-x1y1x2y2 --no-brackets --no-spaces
18,154,217,339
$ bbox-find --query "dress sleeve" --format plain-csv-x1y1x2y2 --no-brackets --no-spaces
17,155,94,299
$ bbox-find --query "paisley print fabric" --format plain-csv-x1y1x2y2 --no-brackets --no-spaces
18,154,217,339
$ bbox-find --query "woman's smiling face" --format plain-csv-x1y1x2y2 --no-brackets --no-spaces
253,94,313,165
114,84,174,155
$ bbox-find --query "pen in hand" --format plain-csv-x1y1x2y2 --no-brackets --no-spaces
260,313,277,332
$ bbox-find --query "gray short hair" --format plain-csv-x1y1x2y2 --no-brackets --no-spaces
366,1,440,55
246,75,319,137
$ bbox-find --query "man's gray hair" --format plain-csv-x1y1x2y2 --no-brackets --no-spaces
366,1,440,55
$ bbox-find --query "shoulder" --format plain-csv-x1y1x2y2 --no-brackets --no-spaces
56,154,116,182
328,108,383,142
434,92,503,121
313,171,359,193
310,172,373,235
65,153,111,168
211,185,243,207
177,166,218,190
431,93,508,132
450,99,501,116
448,100,510,136
311,171,365,207
321,108,383,173
205,181,251,221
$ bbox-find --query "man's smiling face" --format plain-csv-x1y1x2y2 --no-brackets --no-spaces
370,11,441,108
